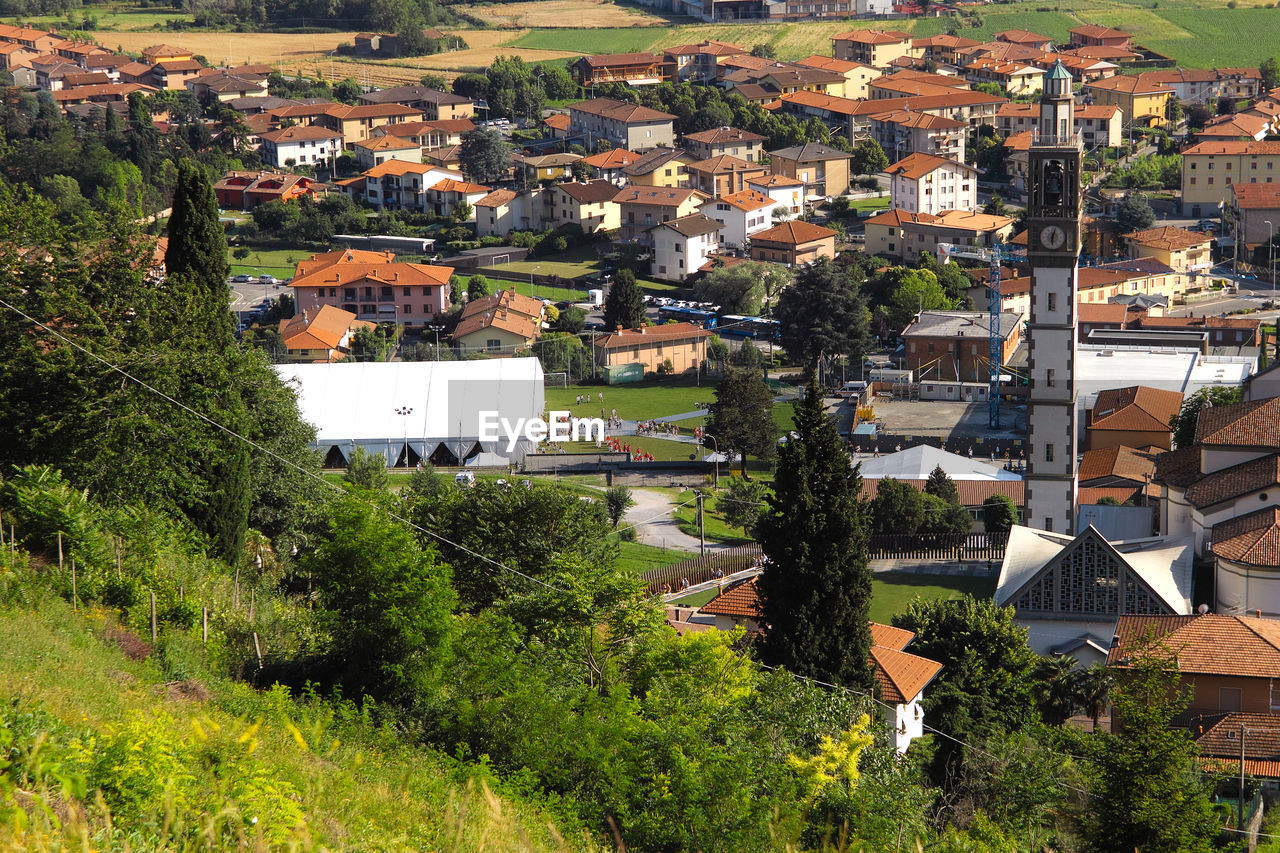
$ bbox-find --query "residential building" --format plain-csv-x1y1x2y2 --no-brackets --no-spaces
1136,68,1260,106
682,126,767,162
747,173,804,220
421,145,463,172
352,135,422,169
613,185,708,244
997,102,1122,148
140,43,192,63
568,98,677,151
974,259,1194,317
993,29,1054,51
1230,182,1280,258
1123,226,1213,277
543,180,621,233
661,40,747,84
1197,112,1270,142
343,161,465,211
582,148,640,184
278,305,370,362
150,58,203,90
573,52,663,87
650,213,721,282
315,103,424,145
1084,75,1173,128
962,57,1044,97
748,219,837,266
514,151,582,184
288,248,452,327
900,310,1022,380
187,72,267,102
213,170,318,209
722,63,845,97
357,85,473,120
1109,613,1280,714
258,125,343,168
697,577,942,753
593,322,710,374
767,142,852,198
543,113,570,139
684,154,768,198
474,189,525,238
620,147,695,188
886,152,978,215
1181,140,1280,217
864,209,1015,261
700,189,773,248
453,290,545,353
1085,385,1183,451
830,30,915,69
373,118,475,149
911,34,982,65
998,525,1193,663
427,177,490,218
794,55,878,100
1068,25,1133,50
1077,444,1160,506
870,108,966,161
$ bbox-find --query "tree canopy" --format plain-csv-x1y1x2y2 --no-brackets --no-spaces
774,257,872,366
603,268,645,331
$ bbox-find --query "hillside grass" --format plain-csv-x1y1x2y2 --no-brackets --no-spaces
0,588,598,851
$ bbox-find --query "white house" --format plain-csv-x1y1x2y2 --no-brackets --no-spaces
650,213,721,282
700,189,773,249
257,125,343,168
747,174,804,221
699,578,942,753
885,152,979,215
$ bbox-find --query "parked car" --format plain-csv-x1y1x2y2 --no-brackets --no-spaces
259,274,277,284
454,471,476,487
232,274,252,283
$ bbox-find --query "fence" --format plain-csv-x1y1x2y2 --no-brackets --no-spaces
641,544,763,593
867,532,1008,561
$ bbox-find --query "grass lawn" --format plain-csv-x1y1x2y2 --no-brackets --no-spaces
671,489,754,545
868,573,996,625
546,379,716,420
9,7,193,30
500,277,591,302
617,540,695,573
669,587,721,607
227,245,307,279
849,196,891,212
556,435,703,461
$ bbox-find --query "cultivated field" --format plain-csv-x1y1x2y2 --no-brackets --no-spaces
475,0,670,28
92,30,357,65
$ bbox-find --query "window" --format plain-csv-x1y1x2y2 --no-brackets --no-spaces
345,288,356,299
928,342,935,353
1045,443,1054,462
403,286,411,296
328,288,336,297
486,338,501,350
1047,368,1056,387
403,304,411,315
1219,687,1242,711
1047,292,1057,311
1190,177,1197,185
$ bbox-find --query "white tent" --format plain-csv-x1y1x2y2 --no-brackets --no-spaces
857,444,1020,482
274,360,546,467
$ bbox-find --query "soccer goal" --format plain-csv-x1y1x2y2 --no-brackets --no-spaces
544,372,568,387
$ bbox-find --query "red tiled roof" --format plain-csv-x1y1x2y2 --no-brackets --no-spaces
1194,397,1280,448
859,478,1024,507
1124,225,1212,250
750,219,837,245
1088,385,1183,435
595,321,711,349
1109,613,1280,677
1078,444,1158,484
831,28,912,45
1232,182,1280,209
699,577,762,617
1155,446,1203,488
1212,506,1280,567
1076,302,1129,324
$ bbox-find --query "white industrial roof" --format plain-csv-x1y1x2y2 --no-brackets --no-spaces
1076,345,1253,412
856,444,1022,481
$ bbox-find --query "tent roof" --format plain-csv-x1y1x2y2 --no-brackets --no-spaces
857,444,1021,481
273,360,545,444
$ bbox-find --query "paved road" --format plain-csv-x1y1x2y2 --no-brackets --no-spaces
623,487,731,554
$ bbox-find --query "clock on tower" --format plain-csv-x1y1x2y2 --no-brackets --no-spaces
1024,60,1084,535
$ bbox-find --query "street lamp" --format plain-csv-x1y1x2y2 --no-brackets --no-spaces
530,265,541,300
1267,220,1276,307
703,434,720,489
426,323,445,360
394,405,414,468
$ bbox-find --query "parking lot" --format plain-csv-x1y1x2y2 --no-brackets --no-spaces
865,397,1029,441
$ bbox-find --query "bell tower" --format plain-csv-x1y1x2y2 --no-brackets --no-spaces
1024,61,1084,534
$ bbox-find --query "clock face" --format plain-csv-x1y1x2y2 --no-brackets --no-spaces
1039,225,1067,251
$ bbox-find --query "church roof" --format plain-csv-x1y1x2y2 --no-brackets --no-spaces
1046,60,1072,81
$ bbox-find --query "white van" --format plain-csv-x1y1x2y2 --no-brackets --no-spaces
453,471,476,487
837,381,867,399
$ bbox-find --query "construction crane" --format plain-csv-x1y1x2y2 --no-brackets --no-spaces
939,239,1013,429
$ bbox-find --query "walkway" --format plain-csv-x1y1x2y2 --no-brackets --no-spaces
623,487,734,553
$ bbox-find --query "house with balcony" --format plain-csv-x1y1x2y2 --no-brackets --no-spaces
830,29,915,69
684,154,768,198
661,40,747,83
372,118,475,149
542,180,621,233
613,185,709,244
352,134,422,169
864,208,1015,261
427,177,490,218
997,102,1122,148
747,173,804,220
748,219,837,266
582,148,640,184
316,102,424,146
357,85,473,120
886,152,978,215
683,126,767,162
795,55,878,100
288,248,453,328
258,125,343,168
1084,75,1173,128
569,98,677,151
619,147,695,188
573,52,663,87
343,160,466,211
514,151,582,184
1123,226,1213,277
700,189,773,249
767,142,853,198
453,290,545,353
869,109,966,162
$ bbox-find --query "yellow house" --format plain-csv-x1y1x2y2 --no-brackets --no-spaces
316,103,425,145
593,322,710,374
1180,139,1280,217
1084,75,1172,128
452,290,545,353
546,180,621,233
830,29,917,70
1123,225,1213,276
515,152,582,184
620,147,695,187
795,55,879,100
613,185,709,244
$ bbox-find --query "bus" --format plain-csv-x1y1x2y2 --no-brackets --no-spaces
719,314,780,340
658,306,718,328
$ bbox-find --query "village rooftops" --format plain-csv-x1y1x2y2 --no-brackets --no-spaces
1109,612,1280,676
1212,507,1280,568
1184,139,1280,157
683,126,767,145
620,147,690,176
594,322,711,349
886,151,977,180
1124,225,1211,250
569,97,676,123
1232,183,1280,208
749,219,837,245
902,309,1020,339
612,185,707,207
280,305,371,354
831,28,912,44
258,125,342,143
1089,385,1184,434
768,142,850,161
582,148,640,168
1076,444,1159,483
358,85,470,106
652,213,721,238
712,189,774,211
1193,396,1280,448
1185,455,1280,511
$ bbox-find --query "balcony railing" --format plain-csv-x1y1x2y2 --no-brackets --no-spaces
1030,130,1083,148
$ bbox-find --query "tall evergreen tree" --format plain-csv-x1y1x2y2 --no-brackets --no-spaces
603,268,645,331
166,158,233,346
706,365,776,477
756,371,873,690
924,464,959,505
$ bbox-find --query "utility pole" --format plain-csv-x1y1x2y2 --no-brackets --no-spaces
1240,725,1247,832
697,492,705,558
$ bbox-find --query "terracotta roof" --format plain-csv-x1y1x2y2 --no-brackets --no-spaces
1088,385,1183,434
699,577,762,617
795,55,871,74
620,147,691,176
543,113,570,131
1086,75,1172,95
290,250,453,291
872,644,943,703
154,58,203,72
748,173,804,188
1109,613,1280,677
352,134,418,151
870,621,915,650
595,321,711,349
662,39,747,57
1186,452,1280,510
360,159,456,178
1077,485,1144,504
773,89,863,116
684,126,767,145
460,289,544,322
751,219,837,245
582,148,639,168
1184,140,1280,157
453,305,541,342
886,151,975,180
1070,24,1131,39
707,189,773,212
429,177,490,194
474,188,518,208
870,108,966,130
831,28,912,45
1195,712,1280,774
578,51,659,68
259,125,342,143
569,97,675,124
279,304,366,352
653,212,721,238
1155,446,1203,488
1231,182,1280,209
557,179,619,205
912,34,981,49
612,185,706,207
324,102,421,120
685,153,762,175
1195,397,1280,448
998,102,1119,120
994,29,1052,44
859,478,1024,507
1078,445,1159,484
1212,507,1280,567
1076,301,1129,324
1197,113,1268,139
1124,225,1211,251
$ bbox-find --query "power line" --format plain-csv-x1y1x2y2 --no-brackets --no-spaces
0,295,569,594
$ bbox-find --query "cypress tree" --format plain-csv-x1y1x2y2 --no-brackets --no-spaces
166,158,233,346
924,464,960,505
603,268,645,331
756,370,874,690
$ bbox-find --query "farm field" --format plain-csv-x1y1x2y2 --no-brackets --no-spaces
474,0,670,28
